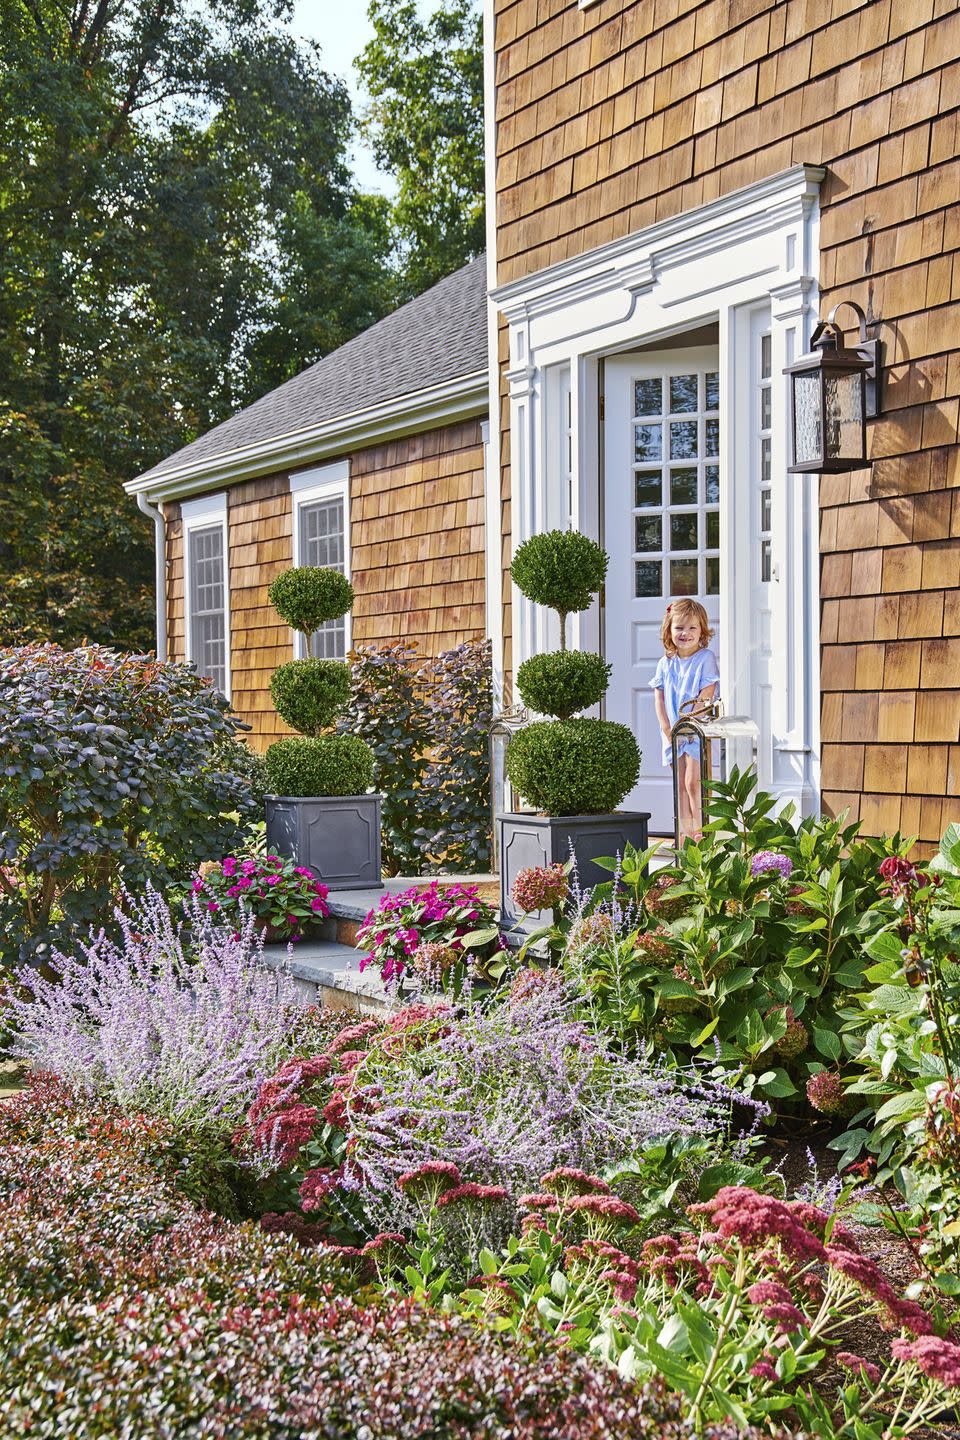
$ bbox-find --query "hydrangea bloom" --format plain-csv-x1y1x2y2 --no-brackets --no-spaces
749,850,794,880
512,863,569,913
806,1070,850,1116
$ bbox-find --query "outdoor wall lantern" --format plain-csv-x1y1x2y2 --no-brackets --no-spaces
784,300,882,473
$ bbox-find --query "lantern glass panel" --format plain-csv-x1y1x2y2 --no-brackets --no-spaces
825,371,864,461
793,372,823,466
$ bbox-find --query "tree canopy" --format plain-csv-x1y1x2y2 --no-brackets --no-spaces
0,0,397,650
358,0,484,294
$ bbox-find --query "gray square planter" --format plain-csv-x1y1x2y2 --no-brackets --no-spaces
265,794,382,891
497,810,650,929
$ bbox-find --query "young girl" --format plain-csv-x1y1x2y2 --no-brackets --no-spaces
650,598,719,844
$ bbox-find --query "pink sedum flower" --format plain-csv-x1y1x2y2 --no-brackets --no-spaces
891,1335,960,1387
837,1352,881,1386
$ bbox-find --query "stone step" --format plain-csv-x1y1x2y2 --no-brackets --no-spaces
261,938,391,1015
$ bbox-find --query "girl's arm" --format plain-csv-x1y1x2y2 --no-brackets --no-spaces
654,687,672,740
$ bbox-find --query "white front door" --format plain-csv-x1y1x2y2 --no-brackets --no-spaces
604,349,721,833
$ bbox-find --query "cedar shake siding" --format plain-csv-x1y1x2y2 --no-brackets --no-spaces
493,0,960,842
163,419,486,750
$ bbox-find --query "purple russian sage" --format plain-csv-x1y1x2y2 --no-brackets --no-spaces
6,886,301,1128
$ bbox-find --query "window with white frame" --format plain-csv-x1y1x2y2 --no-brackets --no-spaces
182,493,229,695
290,461,351,659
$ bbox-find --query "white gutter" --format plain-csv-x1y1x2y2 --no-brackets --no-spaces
125,369,489,504
137,491,167,661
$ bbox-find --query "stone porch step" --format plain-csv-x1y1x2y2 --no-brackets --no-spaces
261,937,391,1015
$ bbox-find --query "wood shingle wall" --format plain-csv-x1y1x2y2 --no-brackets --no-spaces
493,0,960,841
162,418,487,749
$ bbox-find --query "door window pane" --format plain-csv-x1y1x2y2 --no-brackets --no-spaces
188,524,227,693
299,496,347,658
670,513,698,552
706,557,721,595
760,539,772,583
669,374,698,412
634,378,662,416
670,467,698,505
669,420,698,458
670,558,699,596
635,560,662,597
635,471,662,507
705,417,720,456
760,489,771,531
705,372,720,410
705,465,720,504
634,423,663,461
706,509,720,548
761,334,772,379
635,515,662,551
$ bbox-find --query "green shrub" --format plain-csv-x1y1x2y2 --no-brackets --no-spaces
268,567,354,637
270,659,351,736
506,718,640,815
265,735,373,798
0,643,257,966
516,650,610,720
511,531,607,647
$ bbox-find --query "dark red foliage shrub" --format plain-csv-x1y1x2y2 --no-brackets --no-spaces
0,1076,788,1439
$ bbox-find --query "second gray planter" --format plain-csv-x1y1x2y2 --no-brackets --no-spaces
265,793,382,891
498,810,651,929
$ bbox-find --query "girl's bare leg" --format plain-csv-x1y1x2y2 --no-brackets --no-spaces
677,754,693,844
684,755,702,839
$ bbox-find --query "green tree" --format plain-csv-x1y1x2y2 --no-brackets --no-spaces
357,0,484,293
0,0,396,651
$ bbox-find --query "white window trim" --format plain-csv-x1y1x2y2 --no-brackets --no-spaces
492,164,825,819
181,491,230,699
290,460,352,659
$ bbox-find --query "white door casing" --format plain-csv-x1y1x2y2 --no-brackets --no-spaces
605,349,721,830
493,164,824,820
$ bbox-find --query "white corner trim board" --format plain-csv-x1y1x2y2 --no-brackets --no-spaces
125,370,489,503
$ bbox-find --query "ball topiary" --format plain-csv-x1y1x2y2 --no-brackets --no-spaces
511,531,607,649
516,650,610,720
270,659,351,737
505,718,640,816
265,735,374,799
268,567,354,638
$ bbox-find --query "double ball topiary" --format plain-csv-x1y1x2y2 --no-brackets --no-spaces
265,566,372,798
516,650,610,721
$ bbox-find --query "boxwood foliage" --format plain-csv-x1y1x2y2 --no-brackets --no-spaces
505,718,640,816
0,644,257,966
270,659,351,736
511,531,607,649
268,567,354,639
265,735,374,798
516,650,610,720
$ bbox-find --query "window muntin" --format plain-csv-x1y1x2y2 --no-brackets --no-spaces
631,367,720,599
188,523,227,693
298,495,347,658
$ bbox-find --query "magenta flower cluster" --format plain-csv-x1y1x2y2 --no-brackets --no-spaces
356,880,501,987
193,853,328,941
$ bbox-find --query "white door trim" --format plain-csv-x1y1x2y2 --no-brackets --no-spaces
494,164,824,816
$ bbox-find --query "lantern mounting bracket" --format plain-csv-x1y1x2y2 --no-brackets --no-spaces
814,300,882,418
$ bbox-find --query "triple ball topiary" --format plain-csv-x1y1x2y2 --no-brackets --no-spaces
264,567,373,798
508,530,640,815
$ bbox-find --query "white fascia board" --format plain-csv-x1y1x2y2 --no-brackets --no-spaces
125,369,489,503
491,165,826,323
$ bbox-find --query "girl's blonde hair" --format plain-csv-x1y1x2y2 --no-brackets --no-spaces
661,598,714,656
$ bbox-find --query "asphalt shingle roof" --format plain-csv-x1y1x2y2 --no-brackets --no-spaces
135,253,488,485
